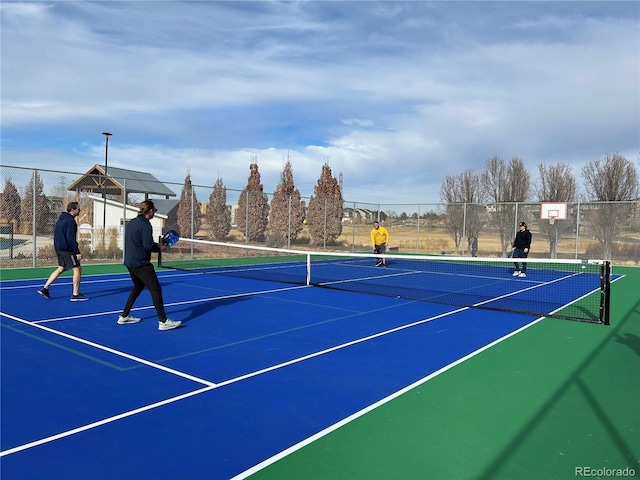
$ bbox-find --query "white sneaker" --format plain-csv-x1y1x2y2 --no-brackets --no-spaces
158,319,181,331
118,315,141,324
518,272,527,277
512,271,521,276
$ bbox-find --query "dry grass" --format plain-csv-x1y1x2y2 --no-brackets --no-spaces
224,223,595,258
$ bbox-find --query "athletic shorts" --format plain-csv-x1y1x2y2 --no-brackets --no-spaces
56,251,81,271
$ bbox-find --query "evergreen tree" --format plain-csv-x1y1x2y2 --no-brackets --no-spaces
236,161,270,242
0,179,22,230
207,177,231,240
307,162,343,246
20,170,49,234
269,157,305,245
177,171,201,238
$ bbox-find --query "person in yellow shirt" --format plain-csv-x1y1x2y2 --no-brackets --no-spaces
371,220,389,267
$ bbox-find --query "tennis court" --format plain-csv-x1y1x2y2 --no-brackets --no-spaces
1,247,638,479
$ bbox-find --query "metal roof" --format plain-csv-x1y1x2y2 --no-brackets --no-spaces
67,164,176,198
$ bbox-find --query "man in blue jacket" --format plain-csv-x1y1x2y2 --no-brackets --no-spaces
38,201,88,301
117,200,181,331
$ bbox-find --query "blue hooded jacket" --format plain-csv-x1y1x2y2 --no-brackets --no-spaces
53,212,80,253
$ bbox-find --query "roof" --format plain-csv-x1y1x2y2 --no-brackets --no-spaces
67,164,176,198
151,199,179,216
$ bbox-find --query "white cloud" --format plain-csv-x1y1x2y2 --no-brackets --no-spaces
1,1,638,205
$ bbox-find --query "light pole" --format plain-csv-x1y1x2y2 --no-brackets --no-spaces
102,132,112,249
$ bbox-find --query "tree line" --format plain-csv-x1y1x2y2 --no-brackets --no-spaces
2,152,637,257
439,153,639,259
171,157,343,246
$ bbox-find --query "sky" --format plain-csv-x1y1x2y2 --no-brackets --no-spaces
1,0,638,205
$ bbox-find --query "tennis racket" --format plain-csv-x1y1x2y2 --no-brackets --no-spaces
161,230,180,247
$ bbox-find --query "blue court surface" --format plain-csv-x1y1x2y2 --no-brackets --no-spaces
0,264,606,479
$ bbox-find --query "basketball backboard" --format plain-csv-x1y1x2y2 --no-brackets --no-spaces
540,202,567,224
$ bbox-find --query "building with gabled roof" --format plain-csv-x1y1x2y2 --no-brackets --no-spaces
67,164,176,200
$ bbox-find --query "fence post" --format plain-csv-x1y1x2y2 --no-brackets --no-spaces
287,195,292,249
575,201,581,259
32,169,37,267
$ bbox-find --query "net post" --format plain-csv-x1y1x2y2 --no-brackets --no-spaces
306,253,311,285
600,261,611,325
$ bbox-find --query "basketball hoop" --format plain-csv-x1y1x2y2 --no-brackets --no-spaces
540,202,567,225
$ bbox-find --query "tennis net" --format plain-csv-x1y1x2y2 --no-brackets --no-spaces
158,239,611,325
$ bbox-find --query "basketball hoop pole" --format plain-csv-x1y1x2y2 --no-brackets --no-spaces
549,215,558,258
540,203,568,259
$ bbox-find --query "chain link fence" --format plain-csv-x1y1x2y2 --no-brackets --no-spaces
1,165,639,268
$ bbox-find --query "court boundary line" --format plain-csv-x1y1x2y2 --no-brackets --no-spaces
32,284,310,324
0,268,202,291
231,313,550,480
0,312,217,387
0,304,470,458
1,274,612,460
231,274,618,479
0,384,216,457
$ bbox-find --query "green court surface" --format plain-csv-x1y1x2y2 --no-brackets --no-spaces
2,263,638,479
245,266,640,480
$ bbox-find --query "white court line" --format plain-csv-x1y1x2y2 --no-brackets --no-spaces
0,385,215,457
232,273,617,479
230,313,549,480
0,270,608,458
0,312,216,387
34,284,310,324
0,268,199,291
0,303,470,458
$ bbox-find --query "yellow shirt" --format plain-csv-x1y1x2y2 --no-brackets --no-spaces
371,225,389,247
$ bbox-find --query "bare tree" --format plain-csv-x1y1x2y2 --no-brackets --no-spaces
207,177,231,241
307,162,344,246
536,163,577,258
269,157,306,247
237,161,270,242
177,171,202,238
506,157,530,202
582,153,639,260
481,156,531,255
440,169,485,254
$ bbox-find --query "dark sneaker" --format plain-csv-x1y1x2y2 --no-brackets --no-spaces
37,288,50,299
70,293,89,302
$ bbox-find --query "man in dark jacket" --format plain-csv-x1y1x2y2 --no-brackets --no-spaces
512,221,532,278
117,200,181,330
38,201,88,301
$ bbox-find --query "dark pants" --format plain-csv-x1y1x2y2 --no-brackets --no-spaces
123,264,167,321
513,248,528,273
374,244,386,265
